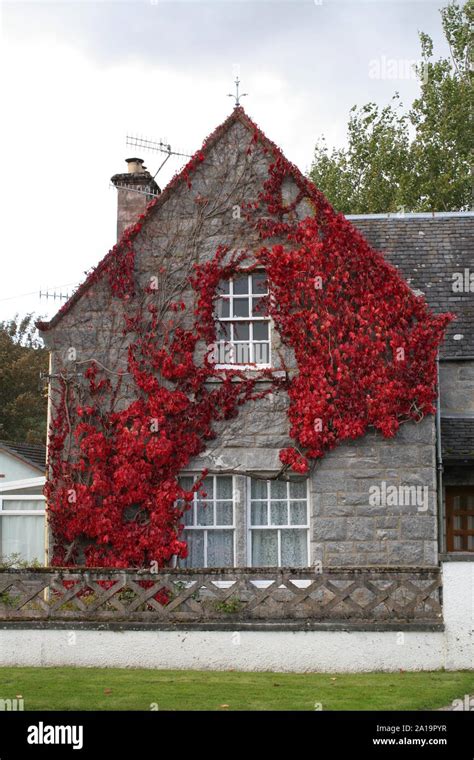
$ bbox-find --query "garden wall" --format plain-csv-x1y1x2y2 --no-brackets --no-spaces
0,561,471,673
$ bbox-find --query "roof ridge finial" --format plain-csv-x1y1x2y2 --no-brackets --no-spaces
227,76,248,108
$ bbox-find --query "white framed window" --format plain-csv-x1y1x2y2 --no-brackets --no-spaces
248,478,309,567
178,475,235,567
0,496,45,564
214,271,271,368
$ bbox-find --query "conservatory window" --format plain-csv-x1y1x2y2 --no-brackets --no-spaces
0,496,45,565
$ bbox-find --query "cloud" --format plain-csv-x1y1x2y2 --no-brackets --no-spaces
0,0,448,321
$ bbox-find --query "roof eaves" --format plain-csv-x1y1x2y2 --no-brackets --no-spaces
0,442,45,473
346,212,474,220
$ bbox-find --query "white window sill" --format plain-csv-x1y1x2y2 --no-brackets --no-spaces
214,364,272,371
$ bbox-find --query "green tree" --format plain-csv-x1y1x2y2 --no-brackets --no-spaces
0,315,48,444
309,1,473,213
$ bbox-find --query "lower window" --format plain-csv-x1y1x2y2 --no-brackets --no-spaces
249,478,309,566
446,486,474,551
178,475,235,567
0,497,45,564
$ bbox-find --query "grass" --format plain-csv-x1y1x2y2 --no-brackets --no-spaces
0,667,473,711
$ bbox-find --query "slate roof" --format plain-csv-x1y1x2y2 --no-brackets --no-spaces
441,417,474,460
348,213,474,359
0,441,46,472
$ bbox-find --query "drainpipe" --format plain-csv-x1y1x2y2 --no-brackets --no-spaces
436,352,445,556
44,351,52,568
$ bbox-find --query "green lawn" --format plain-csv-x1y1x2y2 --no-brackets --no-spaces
0,668,473,711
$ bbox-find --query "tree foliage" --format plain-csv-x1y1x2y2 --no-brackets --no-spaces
0,315,48,444
309,1,473,213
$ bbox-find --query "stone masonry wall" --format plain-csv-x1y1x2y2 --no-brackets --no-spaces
41,117,439,569
187,416,438,567
309,417,437,567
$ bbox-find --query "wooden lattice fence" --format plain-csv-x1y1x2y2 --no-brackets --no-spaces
0,567,442,625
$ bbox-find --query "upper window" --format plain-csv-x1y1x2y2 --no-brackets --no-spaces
178,475,235,567
248,478,309,567
214,272,270,367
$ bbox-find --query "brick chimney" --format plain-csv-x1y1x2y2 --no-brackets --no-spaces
111,158,160,240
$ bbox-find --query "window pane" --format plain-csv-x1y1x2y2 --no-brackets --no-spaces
252,273,267,294
253,343,270,365
252,530,278,566
198,477,213,500
233,276,249,295
216,321,230,340
233,322,249,340
215,342,233,365
0,515,44,563
179,475,194,490
217,298,230,318
233,298,249,318
270,480,288,500
290,502,307,525
281,530,307,567
252,322,269,340
270,502,287,526
252,297,265,316
182,530,204,568
216,476,233,500
207,530,234,567
218,280,230,295
182,505,193,526
289,480,307,499
216,501,233,525
234,343,250,364
251,479,268,500
251,501,268,526
197,502,214,526
2,499,44,511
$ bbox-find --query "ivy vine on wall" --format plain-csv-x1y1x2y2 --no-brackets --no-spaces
41,109,453,568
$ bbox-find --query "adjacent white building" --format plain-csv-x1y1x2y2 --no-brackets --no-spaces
0,441,46,565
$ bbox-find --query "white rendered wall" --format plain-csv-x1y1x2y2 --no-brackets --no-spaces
442,561,474,670
0,562,472,673
0,451,40,484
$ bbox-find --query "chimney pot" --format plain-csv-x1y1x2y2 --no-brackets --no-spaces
126,157,145,174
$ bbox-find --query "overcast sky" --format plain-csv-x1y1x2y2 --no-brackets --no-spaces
0,0,449,322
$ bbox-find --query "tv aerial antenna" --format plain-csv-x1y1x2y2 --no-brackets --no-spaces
111,135,193,200
126,135,192,179
39,287,71,302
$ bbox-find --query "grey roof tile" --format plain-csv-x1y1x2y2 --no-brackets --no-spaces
0,441,46,472
441,418,474,460
349,215,474,359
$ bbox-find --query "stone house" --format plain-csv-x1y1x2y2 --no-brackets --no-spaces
36,107,473,575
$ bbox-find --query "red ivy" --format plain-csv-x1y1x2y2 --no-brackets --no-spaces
45,110,453,568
